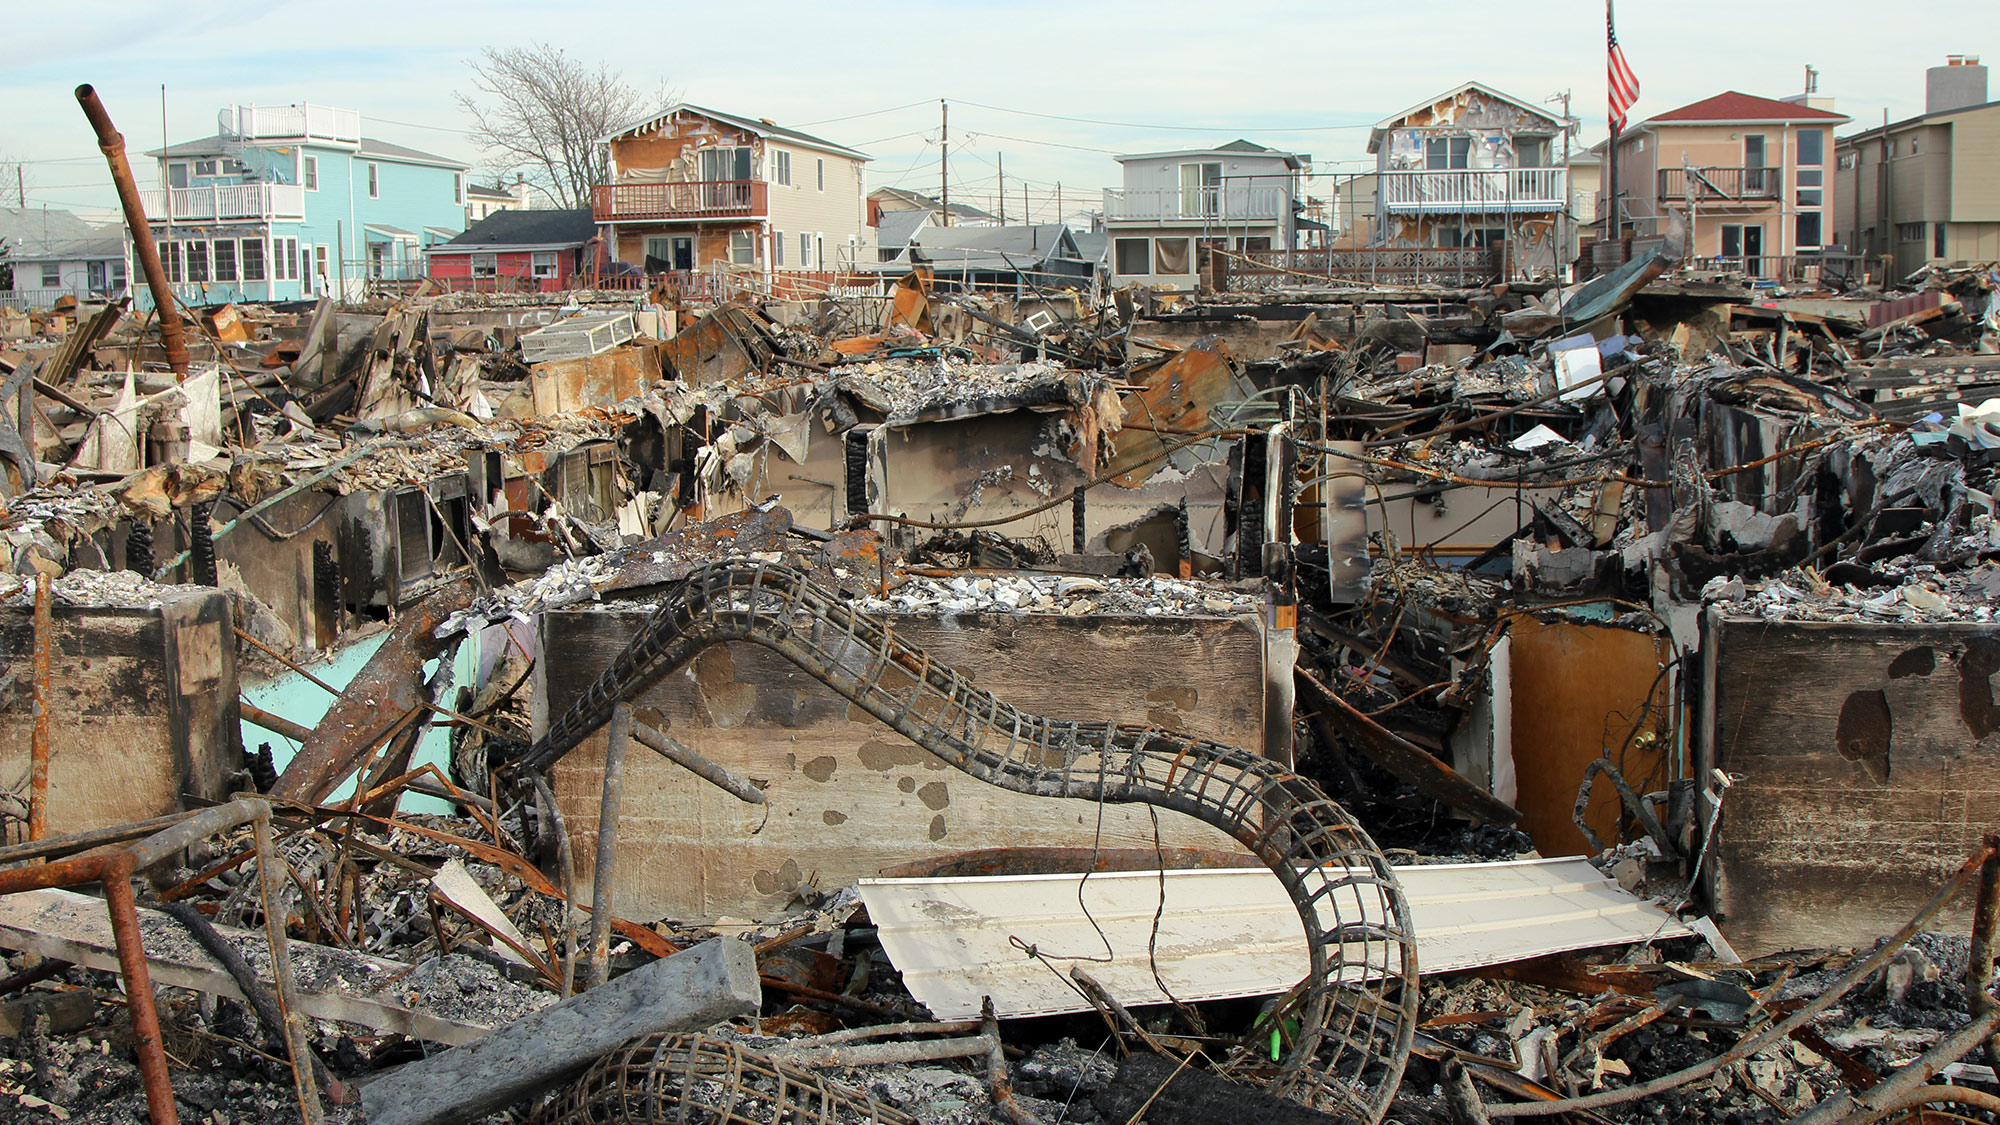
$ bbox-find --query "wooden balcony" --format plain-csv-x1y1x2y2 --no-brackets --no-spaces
1656,167,1782,203
592,180,768,223
1380,168,1566,214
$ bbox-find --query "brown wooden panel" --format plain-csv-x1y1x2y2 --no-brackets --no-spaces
1506,616,1676,857
543,610,1268,923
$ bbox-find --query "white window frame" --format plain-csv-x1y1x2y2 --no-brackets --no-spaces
367,162,379,198
214,238,238,283
312,244,328,284
453,173,464,204
817,158,825,191
774,231,786,266
40,262,61,288
798,232,811,268
730,230,755,265
471,253,498,279
163,242,183,283
193,158,220,177
530,250,558,279
776,151,792,186
303,155,318,191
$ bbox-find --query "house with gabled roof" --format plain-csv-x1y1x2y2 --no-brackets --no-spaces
1365,81,1571,279
593,104,871,278
1606,89,1848,277
139,102,468,306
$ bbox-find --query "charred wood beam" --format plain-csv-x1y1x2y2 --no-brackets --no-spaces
1295,667,1520,827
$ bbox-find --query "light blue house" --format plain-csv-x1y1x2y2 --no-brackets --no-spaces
137,104,468,307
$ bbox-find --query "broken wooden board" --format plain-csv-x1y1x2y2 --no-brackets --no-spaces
0,888,544,1045
1699,614,2000,955
543,608,1270,922
360,938,758,1125
859,857,1690,1020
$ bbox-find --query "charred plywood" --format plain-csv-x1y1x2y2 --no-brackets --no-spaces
541,609,1267,922
0,591,238,837
1699,613,2000,955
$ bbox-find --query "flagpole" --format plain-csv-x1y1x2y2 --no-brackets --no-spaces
1605,0,1620,246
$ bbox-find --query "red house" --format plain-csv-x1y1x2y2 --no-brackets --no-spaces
425,209,602,291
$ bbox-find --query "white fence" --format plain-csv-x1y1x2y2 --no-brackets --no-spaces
140,183,306,223
1380,168,1567,214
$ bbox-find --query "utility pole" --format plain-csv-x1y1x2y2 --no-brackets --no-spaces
997,152,1005,225
1547,89,1574,277
939,99,949,226
1056,182,1063,227
14,166,22,209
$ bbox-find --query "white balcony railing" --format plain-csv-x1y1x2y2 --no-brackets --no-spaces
1103,186,1288,223
140,183,307,223
1380,168,1567,214
219,103,361,145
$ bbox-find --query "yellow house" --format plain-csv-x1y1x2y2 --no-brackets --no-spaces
1604,91,1849,277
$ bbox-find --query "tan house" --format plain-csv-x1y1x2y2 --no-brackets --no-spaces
592,104,870,276
1835,56,2000,277
1365,82,1571,279
1604,91,1848,276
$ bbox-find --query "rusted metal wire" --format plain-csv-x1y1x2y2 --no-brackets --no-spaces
28,571,52,841
534,1033,917,1125
517,562,1418,1121
0,798,322,1125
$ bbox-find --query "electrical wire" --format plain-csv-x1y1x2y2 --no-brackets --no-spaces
951,98,1379,134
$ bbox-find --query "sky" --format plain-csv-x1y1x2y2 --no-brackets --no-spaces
0,1,1985,226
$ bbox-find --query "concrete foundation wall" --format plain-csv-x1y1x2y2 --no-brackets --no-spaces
539,608,1267,922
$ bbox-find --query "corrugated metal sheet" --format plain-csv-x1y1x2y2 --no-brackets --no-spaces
860,856,1689,1020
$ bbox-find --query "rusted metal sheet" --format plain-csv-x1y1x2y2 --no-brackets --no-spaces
528,347,660,414
660,305,778,383
269,580,473,804
1700,615,2000,955
1103,337,1238,487
1506,615,1676,857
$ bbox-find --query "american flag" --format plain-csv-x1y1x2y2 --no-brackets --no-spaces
1607,1,1641,133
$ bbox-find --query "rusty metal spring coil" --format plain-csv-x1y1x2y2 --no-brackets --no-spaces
533,1034,915,1125
517,562,1417,1121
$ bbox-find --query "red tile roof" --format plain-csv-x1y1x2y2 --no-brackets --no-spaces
1643,91,1849,124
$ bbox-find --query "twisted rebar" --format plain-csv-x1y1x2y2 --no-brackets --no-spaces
518,562,1416,1120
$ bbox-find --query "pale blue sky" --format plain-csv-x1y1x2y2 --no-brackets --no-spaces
1,0,1985,223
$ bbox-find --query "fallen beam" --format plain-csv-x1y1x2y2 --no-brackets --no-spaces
1296,667,1522,826
359,937,761,1125
0,888,530,1045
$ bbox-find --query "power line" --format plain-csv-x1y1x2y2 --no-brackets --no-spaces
797,99,934,128
961,130,1118,155
951,98,1378,134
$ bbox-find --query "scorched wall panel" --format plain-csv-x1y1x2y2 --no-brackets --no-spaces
541,608,1266,922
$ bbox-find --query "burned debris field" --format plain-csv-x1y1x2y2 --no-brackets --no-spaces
2,71,2000,1125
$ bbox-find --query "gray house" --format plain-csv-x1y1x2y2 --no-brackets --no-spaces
1102,140,1308,288
0,207,127,308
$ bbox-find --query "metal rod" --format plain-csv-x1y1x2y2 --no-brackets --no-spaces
242,700,314,744
104,860,178,1125
75,84,187,377
585,703,631,989
255,812,326,1120
29,572,52,841
628,720,766,804
1968,842,2000,1067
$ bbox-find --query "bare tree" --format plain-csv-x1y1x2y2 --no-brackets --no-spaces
456,45,665,210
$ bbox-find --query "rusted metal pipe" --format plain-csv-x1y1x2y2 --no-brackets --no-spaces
102,857,178,1125
75,84,188,378
585,703,631,990
254,811,327,1120
628,719,766,804
29,572,52,841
